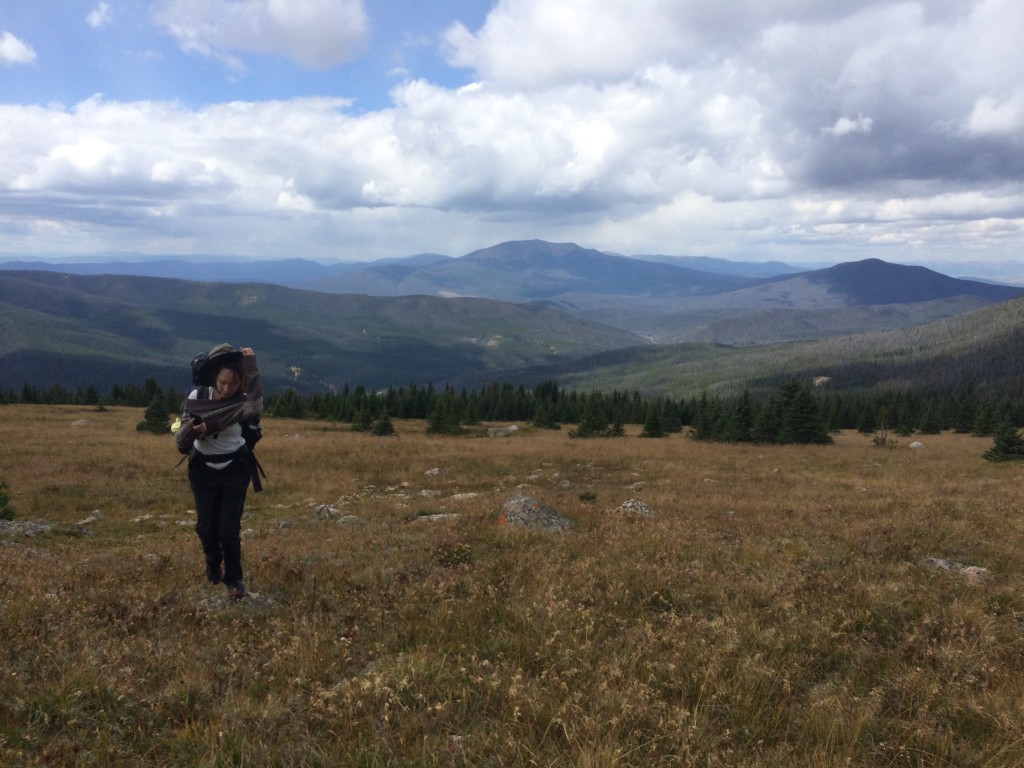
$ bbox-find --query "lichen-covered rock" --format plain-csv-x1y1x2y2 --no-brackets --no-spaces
497,495,571,531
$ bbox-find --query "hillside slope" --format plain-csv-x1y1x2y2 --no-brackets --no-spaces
0,271,640,392
515,296,1024,401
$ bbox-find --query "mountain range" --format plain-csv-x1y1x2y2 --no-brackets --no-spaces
2,240,1023,397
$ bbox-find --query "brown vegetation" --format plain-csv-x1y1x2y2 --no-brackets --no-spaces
3,405,1024,766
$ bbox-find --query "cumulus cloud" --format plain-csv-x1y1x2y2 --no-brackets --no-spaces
152,0,369,70
2,0,1024,263
826,115,874,137
87,3,114,30
0,31,37,65
964,92,1024,136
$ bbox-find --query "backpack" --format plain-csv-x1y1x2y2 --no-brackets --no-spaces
191,386,263,452
175,386,266,491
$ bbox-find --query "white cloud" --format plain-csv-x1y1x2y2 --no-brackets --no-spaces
0,31,37,65
87,3,114,30
826,115,874,136
964,92,1024,136
152,0,369,70
2,0,1024,264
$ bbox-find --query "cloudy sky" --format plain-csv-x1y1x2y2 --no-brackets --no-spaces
1,0,1022,270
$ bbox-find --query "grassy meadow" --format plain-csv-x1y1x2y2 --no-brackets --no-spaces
3,404,1024,766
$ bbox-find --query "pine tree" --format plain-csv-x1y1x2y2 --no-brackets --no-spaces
971,399,997,437
370,410,396,436
270,388,307,419
640,401,666,438
532,401,560,430
663,399,684,433
570,391,609,438
983,419,1024,461
917,396,943,434
856,403,877,435
751,396,783,444
953,384,979,433
351,408,373,432
779,384,832,445
426,391,464,435
726,390,754,442
691,391,716,441
608,412,627,437
136,395,172,434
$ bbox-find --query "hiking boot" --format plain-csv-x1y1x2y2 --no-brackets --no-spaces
225,580,246,601
206,563,223,585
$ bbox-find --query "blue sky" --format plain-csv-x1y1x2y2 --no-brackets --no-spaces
0,1,489,109
1,1,1023,276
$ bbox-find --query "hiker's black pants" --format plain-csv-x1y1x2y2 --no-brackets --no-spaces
189,457,250,585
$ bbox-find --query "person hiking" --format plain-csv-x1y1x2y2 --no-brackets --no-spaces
173,344,264,600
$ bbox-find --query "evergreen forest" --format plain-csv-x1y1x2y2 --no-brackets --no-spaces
9,377,1024,448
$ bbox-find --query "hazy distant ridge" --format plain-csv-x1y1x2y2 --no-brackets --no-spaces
3,240,1024,397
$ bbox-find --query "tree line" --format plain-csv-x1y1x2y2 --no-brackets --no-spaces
6,377,1024,446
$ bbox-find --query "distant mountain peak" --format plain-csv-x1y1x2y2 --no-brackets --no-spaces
806,258,1023,305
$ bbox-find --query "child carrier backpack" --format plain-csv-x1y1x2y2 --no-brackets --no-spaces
173,348,266,490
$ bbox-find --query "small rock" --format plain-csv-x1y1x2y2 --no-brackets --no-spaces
920,557,990,582
909,441,924,450
610,498,657,518
313,504,339,520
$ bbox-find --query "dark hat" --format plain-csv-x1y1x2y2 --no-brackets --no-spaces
191,342,244,386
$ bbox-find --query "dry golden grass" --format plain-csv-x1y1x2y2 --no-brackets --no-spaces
3,404,1024,766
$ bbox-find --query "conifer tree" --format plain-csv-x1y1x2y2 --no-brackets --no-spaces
609,411,627,437
953,384,979,433
691,391,717,441
532,401,560,430
917,396,943,434
570,391,609,438
663,399,684,433
426,391,464,435
136,394,171,434
984,418,1024,461
351,408,373,432
640,401,666,438
751,396,783,444
726,390,754,442
856,403,877,435
779,384,832,445
370,410,396,436
971,399,997,437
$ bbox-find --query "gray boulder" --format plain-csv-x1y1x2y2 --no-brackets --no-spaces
498,495,572,531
